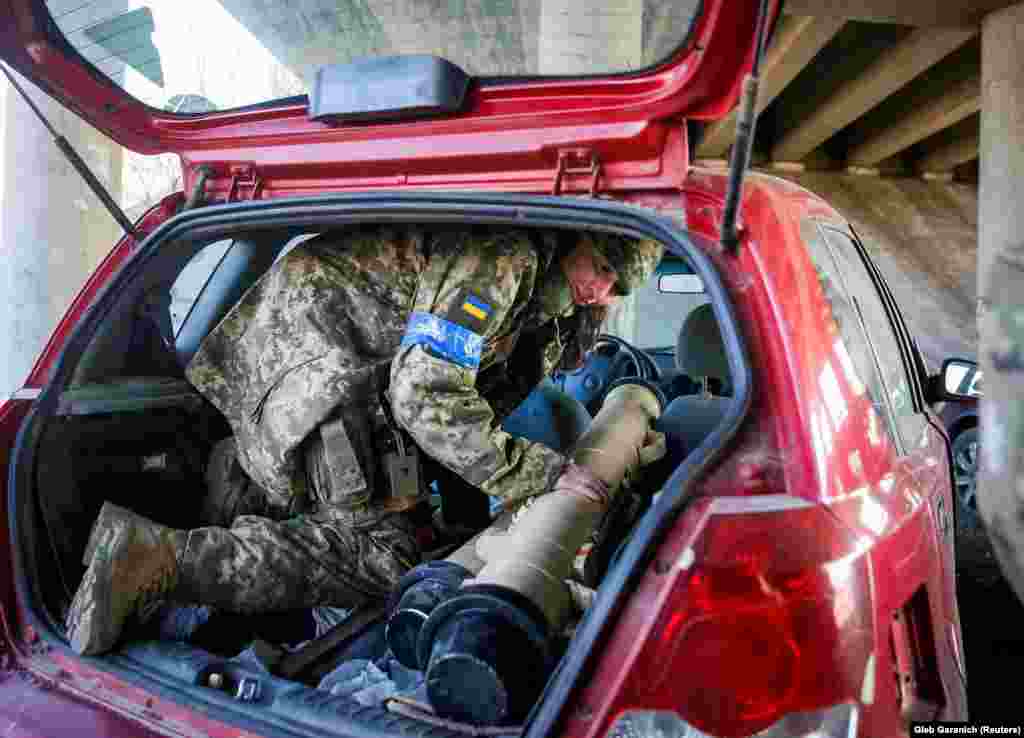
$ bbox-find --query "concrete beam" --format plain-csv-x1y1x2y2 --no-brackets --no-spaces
849,75,981,165
698,15,846,158
780,0,1013,27
771,28,977,162
917,129,981,173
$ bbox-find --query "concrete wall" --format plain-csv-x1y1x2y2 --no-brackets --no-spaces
772,170,979,364
0,74,124,398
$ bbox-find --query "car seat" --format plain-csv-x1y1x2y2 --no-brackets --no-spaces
655,304,731,466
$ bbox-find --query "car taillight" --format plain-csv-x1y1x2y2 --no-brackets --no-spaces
580,496,875,738
606,702,858,738
671,607,799,725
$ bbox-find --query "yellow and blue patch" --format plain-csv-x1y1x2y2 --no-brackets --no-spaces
442,288,495,334
461,294,491,322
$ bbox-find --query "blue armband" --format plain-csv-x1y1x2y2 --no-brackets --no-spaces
400,311,484,370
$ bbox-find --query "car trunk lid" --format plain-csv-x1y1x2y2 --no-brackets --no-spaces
0,0,779,197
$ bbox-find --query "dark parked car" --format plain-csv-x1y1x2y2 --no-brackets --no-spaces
0,1,977,736
936,361,982,529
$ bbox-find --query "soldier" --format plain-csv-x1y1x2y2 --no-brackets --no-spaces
65,225,664,656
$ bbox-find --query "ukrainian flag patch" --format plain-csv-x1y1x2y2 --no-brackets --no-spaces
443,288,495,334
462,294,491,321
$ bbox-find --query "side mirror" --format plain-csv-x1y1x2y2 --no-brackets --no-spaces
658,274,705,294
937,358,982,401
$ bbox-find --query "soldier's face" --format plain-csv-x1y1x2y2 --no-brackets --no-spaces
561,238,619,306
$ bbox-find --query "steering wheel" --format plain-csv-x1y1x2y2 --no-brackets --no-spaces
557,334,659,413
597,333,656,381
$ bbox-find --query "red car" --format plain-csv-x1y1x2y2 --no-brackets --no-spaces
0,1,974,736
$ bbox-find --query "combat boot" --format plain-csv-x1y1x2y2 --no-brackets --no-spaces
66,502,188,656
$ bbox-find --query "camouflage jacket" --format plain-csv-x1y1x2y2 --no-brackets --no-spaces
186,225,575,509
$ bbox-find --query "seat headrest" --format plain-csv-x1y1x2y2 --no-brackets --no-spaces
675,304,730,380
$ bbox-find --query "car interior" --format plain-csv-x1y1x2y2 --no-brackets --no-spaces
22,221,738,731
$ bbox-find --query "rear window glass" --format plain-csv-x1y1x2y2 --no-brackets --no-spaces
604,259,708,350
803,221,900,452
46,0,702,114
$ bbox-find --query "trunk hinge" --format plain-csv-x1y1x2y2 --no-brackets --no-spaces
225,165,264,203
551,148,602,197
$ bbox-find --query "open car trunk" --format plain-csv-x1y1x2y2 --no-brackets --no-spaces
10,193,751,738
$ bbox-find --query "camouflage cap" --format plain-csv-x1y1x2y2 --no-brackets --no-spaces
588,233,664,296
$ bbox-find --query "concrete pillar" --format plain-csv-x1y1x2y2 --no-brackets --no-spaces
976,2,1024,602
0,73,123,398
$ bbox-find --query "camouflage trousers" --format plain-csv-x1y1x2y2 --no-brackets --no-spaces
176,437,421,614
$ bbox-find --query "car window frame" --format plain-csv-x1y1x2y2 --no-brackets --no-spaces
809,219,909,456
819,222,934,454
845,224,929,414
